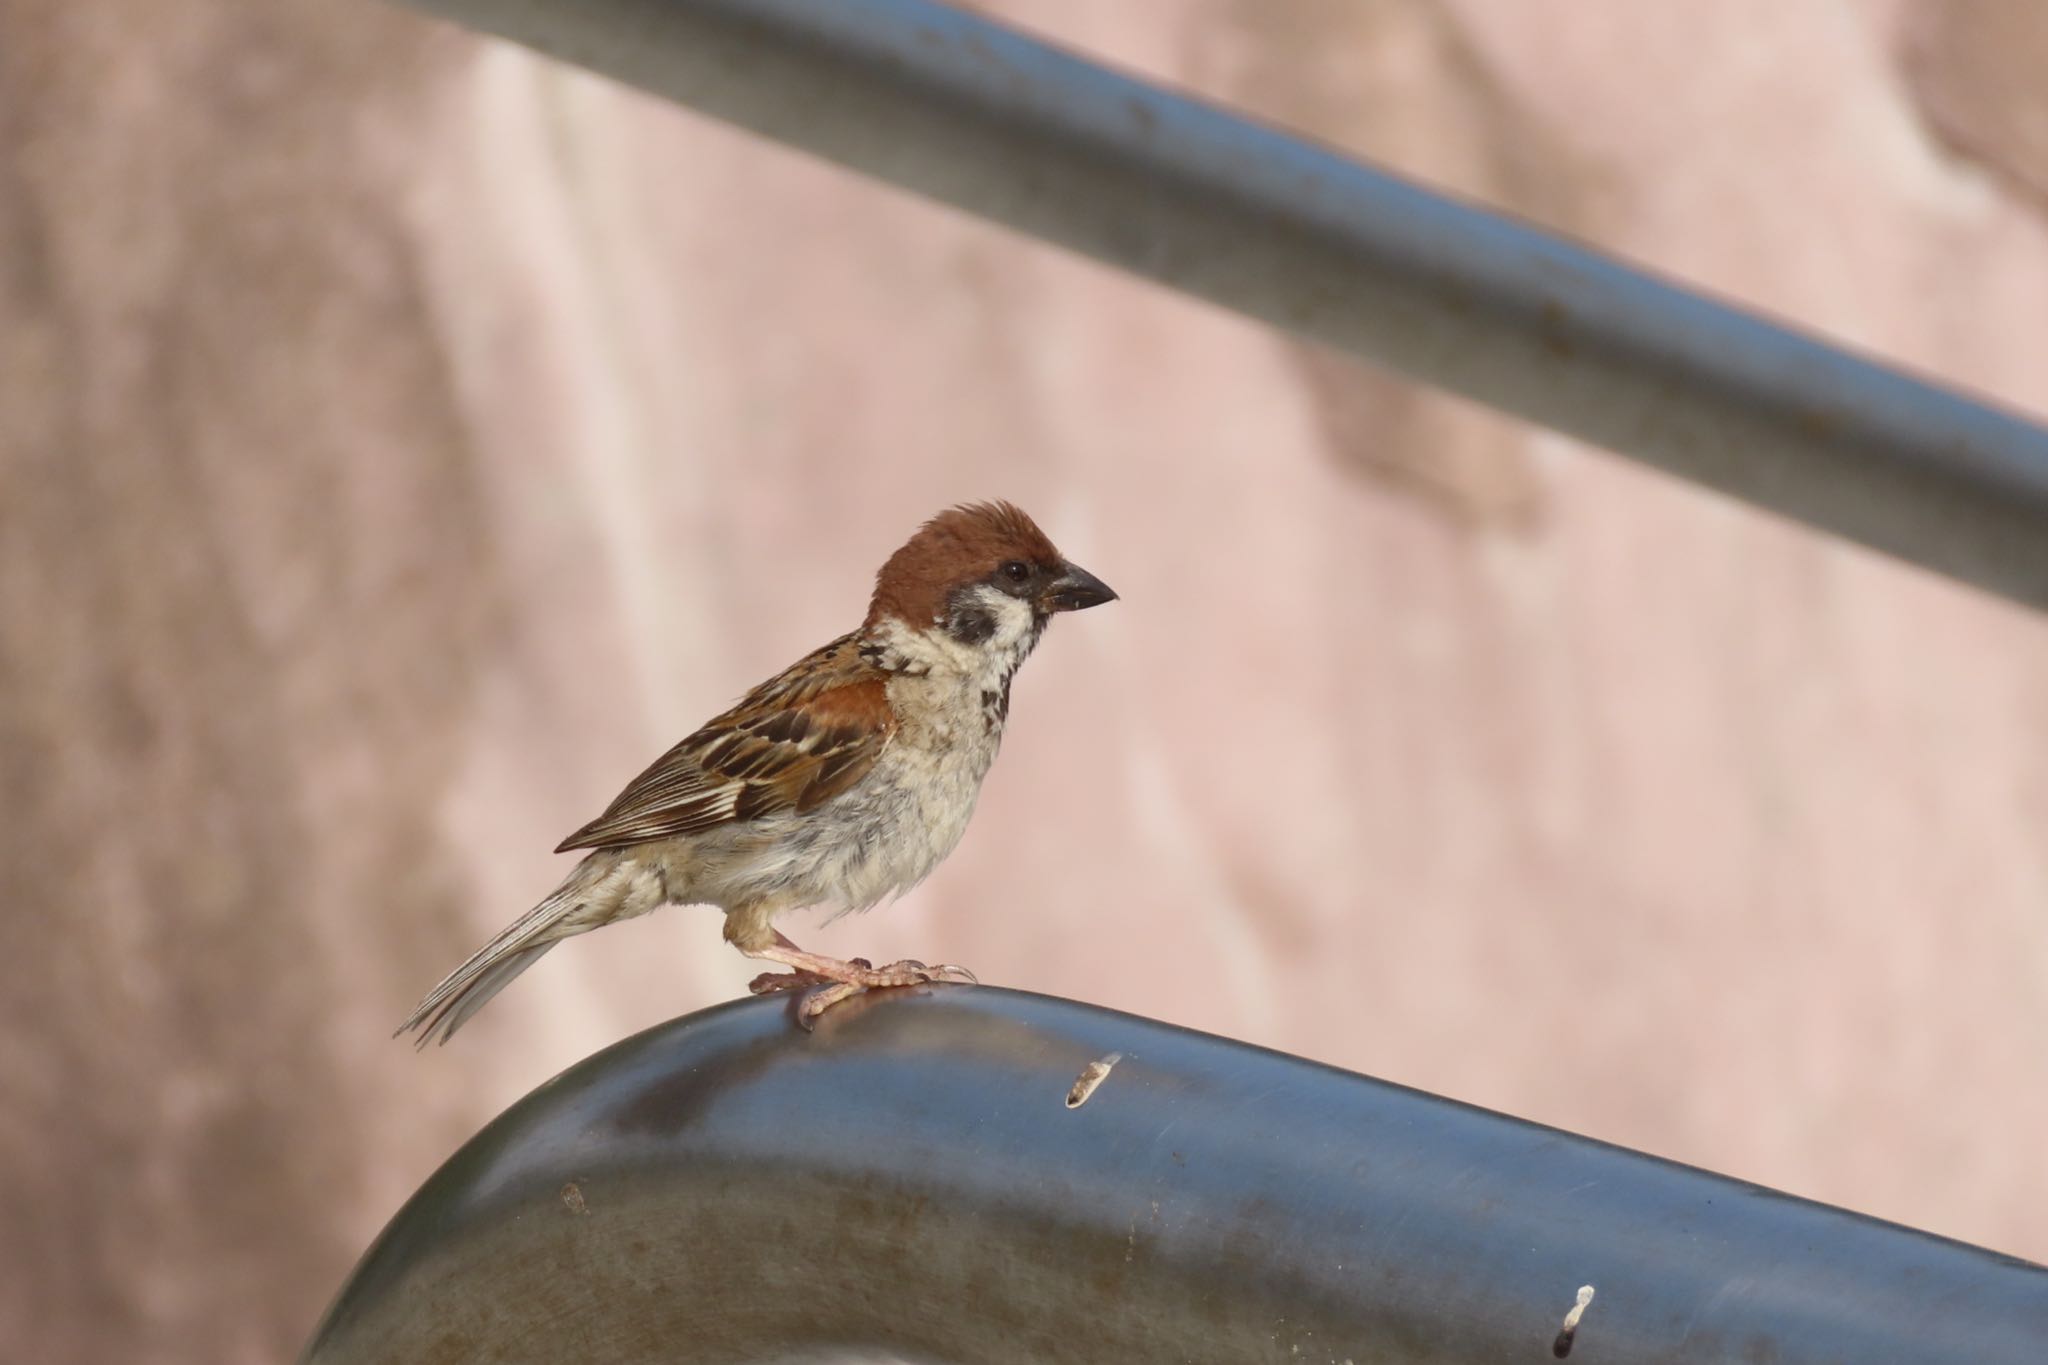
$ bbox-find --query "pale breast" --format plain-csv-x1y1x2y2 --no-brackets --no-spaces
794,669,1005,913
667,717,998,921
668,620,1020,918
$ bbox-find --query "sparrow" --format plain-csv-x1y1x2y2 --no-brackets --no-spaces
398,500,1116,1042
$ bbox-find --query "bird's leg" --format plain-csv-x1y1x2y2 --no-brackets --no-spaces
742,931,976,1026
742,933,873,995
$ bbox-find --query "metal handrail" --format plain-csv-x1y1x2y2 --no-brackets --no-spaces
397,0,2048,609
319,7,2048,1357
301,989,2048,1362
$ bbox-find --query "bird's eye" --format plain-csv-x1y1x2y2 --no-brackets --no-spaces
1001,560,1032,583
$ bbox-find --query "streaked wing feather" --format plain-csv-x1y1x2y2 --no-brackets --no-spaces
554,634,894,852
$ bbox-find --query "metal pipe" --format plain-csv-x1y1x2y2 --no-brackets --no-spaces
301,988,2048,1363
397,0,2048,608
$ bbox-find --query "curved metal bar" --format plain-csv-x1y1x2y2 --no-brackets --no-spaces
301,988,2048,1362
396,0,2048,608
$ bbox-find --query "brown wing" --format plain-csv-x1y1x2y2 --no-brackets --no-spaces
554,634,896,852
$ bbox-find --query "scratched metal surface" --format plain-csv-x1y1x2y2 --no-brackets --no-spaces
301,988,2048,1363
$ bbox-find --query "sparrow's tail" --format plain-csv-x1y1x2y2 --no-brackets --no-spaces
396,854,618,1047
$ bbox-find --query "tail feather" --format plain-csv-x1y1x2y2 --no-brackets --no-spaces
397,880,588,1047
405,942,558,1047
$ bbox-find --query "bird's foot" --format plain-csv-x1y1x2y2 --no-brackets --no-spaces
789,958,979,1029
743,937,976,1028
748,959,871,996
842,957,979,989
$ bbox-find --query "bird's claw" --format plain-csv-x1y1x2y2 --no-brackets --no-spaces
795,980,869,1029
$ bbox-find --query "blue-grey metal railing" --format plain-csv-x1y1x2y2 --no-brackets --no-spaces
301,989,2048,1363
323,5,2048,1358
397,0,2048,609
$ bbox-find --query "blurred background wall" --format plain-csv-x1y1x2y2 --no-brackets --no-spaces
5,1,2048,1360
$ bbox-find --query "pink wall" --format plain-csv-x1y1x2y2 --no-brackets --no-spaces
4,1,2046,1359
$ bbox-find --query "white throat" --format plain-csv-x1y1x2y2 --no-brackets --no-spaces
867,591,1045,741
872,590,1040,683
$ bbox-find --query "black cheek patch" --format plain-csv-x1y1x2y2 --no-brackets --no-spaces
947,603,998,645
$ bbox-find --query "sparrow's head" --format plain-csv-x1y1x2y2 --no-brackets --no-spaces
865,501,1117,652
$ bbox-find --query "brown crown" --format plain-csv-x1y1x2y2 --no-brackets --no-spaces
865,501,1065,628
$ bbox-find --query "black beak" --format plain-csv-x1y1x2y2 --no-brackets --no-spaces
1044,561,1118,613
